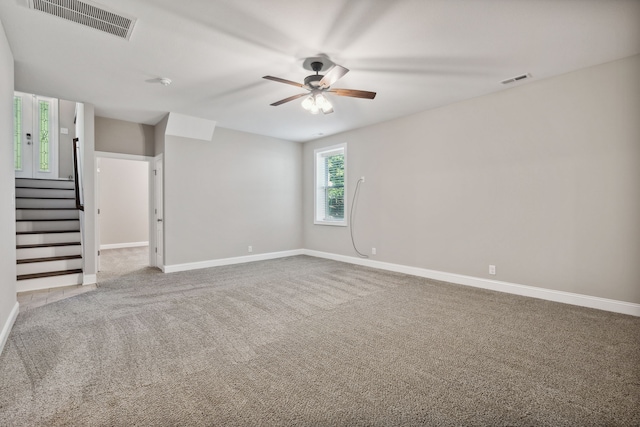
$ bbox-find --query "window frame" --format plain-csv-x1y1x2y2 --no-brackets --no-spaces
314,143,347,227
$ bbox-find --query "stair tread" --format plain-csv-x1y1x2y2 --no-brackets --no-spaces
15,196,76,199
17,255,83,264
17,242,81,249
15,186,74,189
17,269,83,281
16,219,79,222
16,207,78,210
15,178,74,183
17,230,79,235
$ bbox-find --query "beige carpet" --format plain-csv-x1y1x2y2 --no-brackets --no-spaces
0,253,638,426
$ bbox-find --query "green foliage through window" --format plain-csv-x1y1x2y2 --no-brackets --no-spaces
324,153,344,219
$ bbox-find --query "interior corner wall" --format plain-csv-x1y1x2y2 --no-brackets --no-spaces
0,19,17,352
95,116,155,157
303,54,640,305
163,127,302,266
154,115,167,155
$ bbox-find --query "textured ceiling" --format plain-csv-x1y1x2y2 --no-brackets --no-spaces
1,0,639,142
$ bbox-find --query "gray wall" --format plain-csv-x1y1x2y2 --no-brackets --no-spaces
95,116,154,157
0,20,17,351
99,157,149,246
303,55,640,305
79,103,97,278
164,127,302,265
58,99,76,180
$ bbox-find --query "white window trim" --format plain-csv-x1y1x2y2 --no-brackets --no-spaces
314,143,347,227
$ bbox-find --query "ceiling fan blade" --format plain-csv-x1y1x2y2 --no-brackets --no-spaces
263,76,304,88
270,93,308,106
328,89,376,99
319,65,349,88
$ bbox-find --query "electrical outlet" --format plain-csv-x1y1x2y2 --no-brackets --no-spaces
248,246,253,253
372,247,376,255
489,265,496,275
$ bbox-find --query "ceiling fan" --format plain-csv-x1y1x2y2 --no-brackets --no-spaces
263,56,376,114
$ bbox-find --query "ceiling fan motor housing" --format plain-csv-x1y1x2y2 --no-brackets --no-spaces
304,74,324,89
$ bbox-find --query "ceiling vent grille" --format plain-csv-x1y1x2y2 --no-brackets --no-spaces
500,73,531,85
27,0,136,40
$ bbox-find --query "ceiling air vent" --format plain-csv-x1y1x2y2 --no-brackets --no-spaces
500,73,531,85
26,0,136,40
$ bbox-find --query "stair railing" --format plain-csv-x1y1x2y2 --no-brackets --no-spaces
73,137,84,211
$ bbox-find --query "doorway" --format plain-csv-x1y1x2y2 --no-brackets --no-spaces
96,153,153,278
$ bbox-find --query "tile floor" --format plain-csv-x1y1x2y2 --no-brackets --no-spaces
17,284,98,311
17,246,149,312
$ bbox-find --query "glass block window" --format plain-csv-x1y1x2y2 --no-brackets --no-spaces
39,100,50,171
14,96,21,170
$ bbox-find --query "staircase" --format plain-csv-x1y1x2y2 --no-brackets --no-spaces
15,178,83,292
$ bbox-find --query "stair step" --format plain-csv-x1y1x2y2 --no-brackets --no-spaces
16,187,75,196
17,230,80,235
16,219,80,232
17,255,82,264
17,269,84,292
15,178,75,190
18,269,83,281
16,196,75,200
16,231,81,246
16,198,77,209
16,209,79,221
17,256,83,276
17,243,82,260
17,242,81,249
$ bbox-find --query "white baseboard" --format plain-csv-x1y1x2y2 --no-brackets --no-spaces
83,274,97,285
100,242,149,250
163,249,305,273
303,250,640,317
0,302,19,356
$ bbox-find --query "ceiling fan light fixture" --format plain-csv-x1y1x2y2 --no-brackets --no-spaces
301,95,314,110
315,93,329,109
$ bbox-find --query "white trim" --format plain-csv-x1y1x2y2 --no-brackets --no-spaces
302,250,640,317
100,241,149,250
163,249,305,273
314,143,347,226
0,302,19,356
83,273,97,285
95,151,153,161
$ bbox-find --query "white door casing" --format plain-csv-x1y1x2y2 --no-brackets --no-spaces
154,156,164,270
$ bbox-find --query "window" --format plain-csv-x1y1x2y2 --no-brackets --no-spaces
314,143,347,226
38,100,50,171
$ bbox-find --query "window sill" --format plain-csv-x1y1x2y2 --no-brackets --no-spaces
314,220,347,227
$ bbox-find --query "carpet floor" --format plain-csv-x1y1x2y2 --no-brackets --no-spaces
0,253,638,426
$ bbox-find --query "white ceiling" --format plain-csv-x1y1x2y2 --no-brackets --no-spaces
1,0,639,142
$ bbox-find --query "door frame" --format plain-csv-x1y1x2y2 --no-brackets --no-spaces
154,154,164,270
14,92,59,180
94,151,154,269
